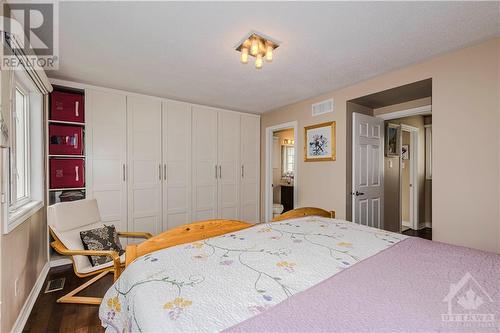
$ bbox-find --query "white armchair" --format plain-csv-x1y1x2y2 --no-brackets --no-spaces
48,199,152,305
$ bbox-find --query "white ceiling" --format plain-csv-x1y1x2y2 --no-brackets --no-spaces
50,1,500,113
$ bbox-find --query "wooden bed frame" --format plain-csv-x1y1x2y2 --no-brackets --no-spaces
272,207,335,221
125,207,336,267
125,219,252,266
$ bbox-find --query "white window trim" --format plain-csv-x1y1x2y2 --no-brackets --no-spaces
10,79,31,210
2,69,45,234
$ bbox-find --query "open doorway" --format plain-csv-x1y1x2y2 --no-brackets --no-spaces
265,122,298,222
347,79,432,240
378,112,432,239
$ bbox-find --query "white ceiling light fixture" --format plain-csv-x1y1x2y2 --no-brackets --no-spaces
235,31,280,70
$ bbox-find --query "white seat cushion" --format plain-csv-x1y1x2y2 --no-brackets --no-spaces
79,253,125,275
52,221,124,273
48,199,124,274
48,199,101,232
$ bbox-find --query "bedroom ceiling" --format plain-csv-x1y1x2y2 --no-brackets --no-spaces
49,1,500,113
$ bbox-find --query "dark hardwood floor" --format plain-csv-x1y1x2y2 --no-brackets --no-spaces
23,264,112,333
402,227,432,240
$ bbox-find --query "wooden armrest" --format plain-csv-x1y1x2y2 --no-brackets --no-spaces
50,240,122,280
118,231,153,239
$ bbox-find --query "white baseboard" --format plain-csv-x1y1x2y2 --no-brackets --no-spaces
11,262,50,333
402,220,412,228
418,222,432,230
50,257,72,268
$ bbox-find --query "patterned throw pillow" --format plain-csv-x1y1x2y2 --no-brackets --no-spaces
80,225,125,266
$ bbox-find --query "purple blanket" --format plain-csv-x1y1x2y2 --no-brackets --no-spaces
226,237,500,332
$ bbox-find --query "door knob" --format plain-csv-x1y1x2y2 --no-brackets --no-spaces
354,191,365,196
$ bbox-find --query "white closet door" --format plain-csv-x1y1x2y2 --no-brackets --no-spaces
162,100,191,230
127,96,162,235
240,114,260,223
86,89,127,232
192,106,218,221
217,111,241,220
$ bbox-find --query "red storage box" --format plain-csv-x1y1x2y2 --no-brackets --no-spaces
50,158,85,189
50,91,84,123
49,124,83,155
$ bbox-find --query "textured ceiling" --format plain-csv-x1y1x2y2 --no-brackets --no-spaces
49,1,500,113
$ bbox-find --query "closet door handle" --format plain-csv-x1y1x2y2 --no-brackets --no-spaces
241,165,244,178
164,164,167,182
122,164,126,182
159,164,162,181
219,165,222,179
215,165,218,179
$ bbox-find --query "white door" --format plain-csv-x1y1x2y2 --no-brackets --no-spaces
162,100,191,230
217,111,240,220
86,90,127,233
352,112,384,228
240,114,260,223
127,96,162,235
192,106,218,221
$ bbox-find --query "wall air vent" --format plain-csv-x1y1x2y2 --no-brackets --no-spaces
312,99,334,117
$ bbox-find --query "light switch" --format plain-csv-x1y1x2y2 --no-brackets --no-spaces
389,160,393,168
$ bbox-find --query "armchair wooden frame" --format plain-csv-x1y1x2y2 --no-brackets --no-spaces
49,229,152,305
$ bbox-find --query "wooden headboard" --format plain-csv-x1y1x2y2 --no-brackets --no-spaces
125,219,252,267
125,207,336,268
272,207,335,222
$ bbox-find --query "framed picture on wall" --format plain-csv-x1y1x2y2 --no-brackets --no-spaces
402,144,409,160
385,123,400,157
304,121,336,162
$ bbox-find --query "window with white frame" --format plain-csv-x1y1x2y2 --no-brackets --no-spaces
4,69,44,233
10,82,31,209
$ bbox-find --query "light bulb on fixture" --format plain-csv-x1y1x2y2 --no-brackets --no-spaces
240,47,249,64
236,32,279,70
250,37,259,56
265,44,273,62
255,53,263,69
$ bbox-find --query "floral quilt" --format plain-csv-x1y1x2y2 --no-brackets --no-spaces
99,217,407,332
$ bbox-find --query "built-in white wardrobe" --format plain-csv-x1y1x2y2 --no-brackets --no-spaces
85,87,260,236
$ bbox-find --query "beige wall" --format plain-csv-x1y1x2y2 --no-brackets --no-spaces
260,37,500,253
0,67,49,332
0,209,48,333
